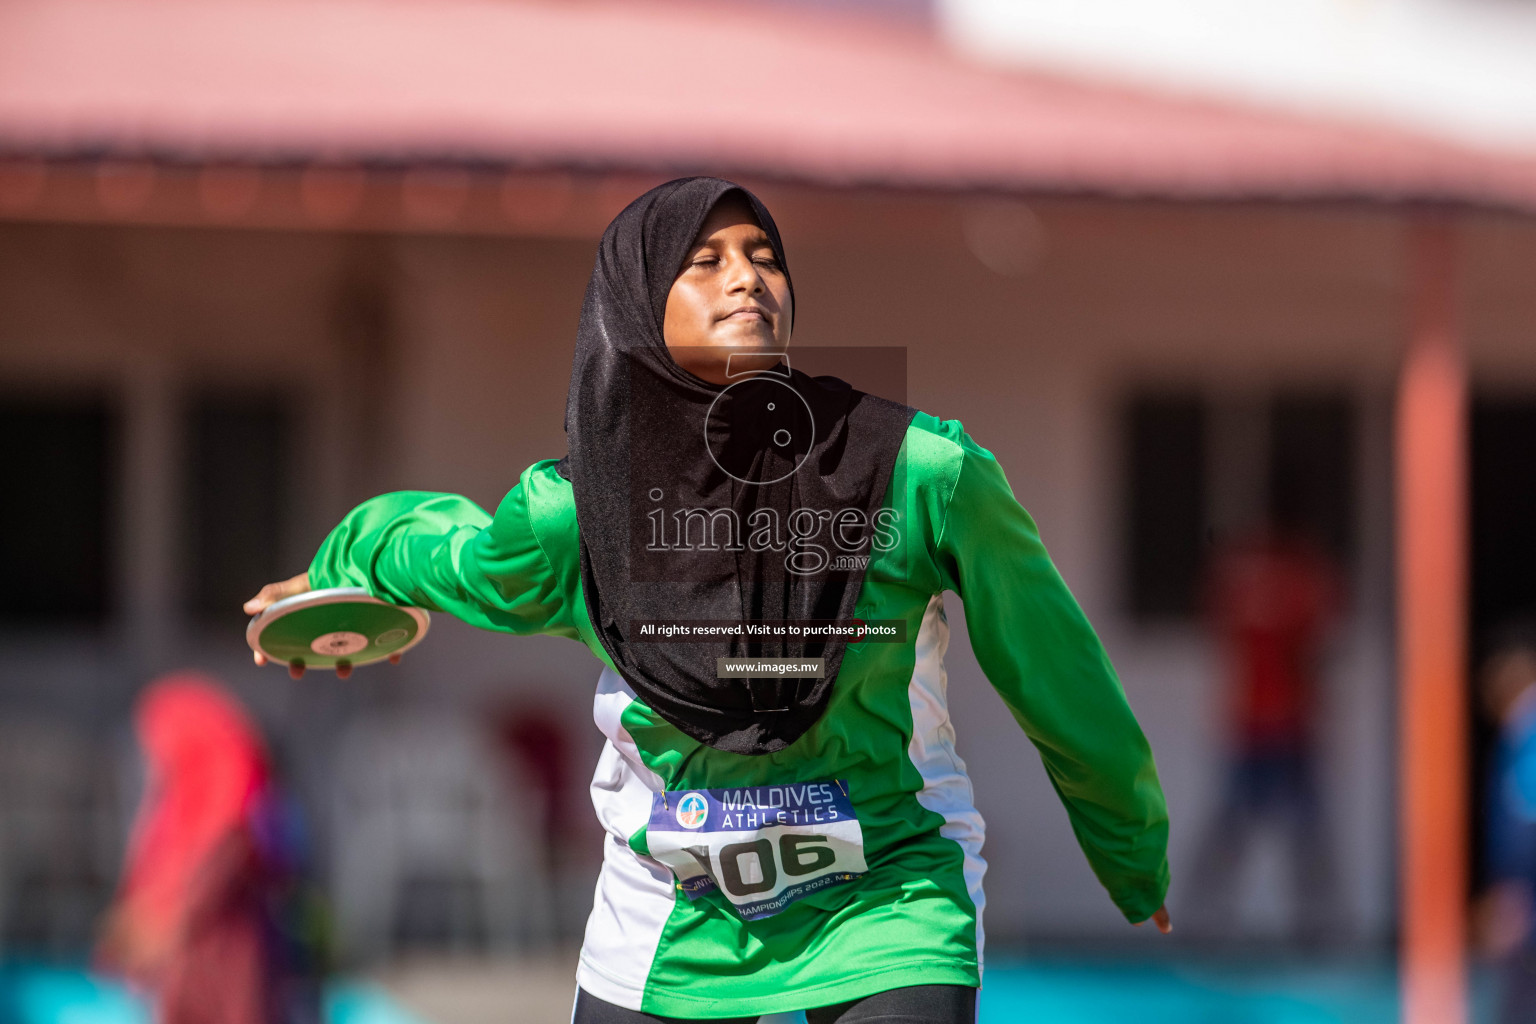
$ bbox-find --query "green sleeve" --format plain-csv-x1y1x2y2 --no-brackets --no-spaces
934,432,1170,922
308,462,581,641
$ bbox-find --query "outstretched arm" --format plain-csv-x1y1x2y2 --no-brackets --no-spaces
245,461,581,675
934,433,1171,928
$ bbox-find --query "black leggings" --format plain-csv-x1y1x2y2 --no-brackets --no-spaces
571,984,977,1024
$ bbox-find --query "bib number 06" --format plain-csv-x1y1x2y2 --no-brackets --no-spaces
646,781,869,920
719,833,836,896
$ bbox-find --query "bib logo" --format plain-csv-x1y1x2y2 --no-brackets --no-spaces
675,793,709,830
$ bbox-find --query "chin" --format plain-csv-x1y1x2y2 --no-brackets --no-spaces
712,331,785,353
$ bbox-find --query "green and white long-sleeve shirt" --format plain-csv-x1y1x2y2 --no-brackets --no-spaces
309,411,1170,1018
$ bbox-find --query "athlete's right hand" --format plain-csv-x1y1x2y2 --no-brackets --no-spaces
243,573,405,679
245,571,311,620
245,573,312,678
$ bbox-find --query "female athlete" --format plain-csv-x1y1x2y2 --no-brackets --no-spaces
246,177,1171,1023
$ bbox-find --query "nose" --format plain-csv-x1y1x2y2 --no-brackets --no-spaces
724,252,764,297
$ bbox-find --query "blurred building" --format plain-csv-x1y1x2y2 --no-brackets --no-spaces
2,0,1535,961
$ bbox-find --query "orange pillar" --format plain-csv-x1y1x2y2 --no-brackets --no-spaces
1396,217,1468,1024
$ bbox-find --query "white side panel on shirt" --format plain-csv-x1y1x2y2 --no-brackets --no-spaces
577,667,675,1009
906,593,989,970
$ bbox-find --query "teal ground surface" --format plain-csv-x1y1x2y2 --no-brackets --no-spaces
767,955,1491,1024
0,957,1500,1024
979,956,1404,1024
0,963,427,1024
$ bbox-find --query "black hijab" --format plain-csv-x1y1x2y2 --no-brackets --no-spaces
559,177,914,755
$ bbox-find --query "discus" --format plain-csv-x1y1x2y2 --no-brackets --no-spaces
246,587,430,673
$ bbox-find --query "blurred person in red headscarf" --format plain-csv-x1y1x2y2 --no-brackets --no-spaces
96,672,321,1024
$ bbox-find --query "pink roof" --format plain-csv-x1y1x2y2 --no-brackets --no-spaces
3,0,1536,209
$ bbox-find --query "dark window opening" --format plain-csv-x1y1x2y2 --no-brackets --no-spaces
1124,392,1207,620
184,392,293,626
1123,388,1356,621
0,397,116,625
1269,393,1355,560
1471,399,1536,652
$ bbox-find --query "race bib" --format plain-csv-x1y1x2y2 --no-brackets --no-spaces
647,780,867,920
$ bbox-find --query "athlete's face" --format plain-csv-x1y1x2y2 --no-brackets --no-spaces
663,196,792,385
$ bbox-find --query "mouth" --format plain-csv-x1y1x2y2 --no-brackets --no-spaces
720,306,769,323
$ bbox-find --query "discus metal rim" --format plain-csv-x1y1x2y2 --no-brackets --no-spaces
246,586,431,667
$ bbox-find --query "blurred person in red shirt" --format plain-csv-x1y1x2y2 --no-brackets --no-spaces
96,673,320,1024
1190,527,1345,941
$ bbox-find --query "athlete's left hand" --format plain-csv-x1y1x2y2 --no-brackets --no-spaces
1133,905,1172,934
